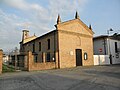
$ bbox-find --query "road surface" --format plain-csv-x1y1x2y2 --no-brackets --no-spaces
0,65,120,90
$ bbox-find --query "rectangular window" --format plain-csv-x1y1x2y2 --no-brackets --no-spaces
47,39,50,50
47,52,50,62
38,53,43,63
39,42,41,51
115,42,118,53
34,55,37,63
33,44,35,53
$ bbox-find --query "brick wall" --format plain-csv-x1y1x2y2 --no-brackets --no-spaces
57,19,94,68
27,51,58,71
58,31,94,68
20,17,94,70
0,49,3,74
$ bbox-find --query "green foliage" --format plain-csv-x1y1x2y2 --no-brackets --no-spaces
2,64,15,73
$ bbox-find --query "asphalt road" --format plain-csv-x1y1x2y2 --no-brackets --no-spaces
0,65,120,90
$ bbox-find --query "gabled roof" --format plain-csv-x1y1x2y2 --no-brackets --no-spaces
55,18,94,35
21,13,94,45
23,30,56,45
93,35,108,39
93,35,120,41
23,35,37,44
19,35,37,44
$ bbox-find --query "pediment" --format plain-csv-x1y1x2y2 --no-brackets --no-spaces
56,19,94,36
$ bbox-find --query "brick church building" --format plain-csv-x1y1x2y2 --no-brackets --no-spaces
19,12,94,71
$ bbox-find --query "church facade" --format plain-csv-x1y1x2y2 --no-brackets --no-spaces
19,12,94,70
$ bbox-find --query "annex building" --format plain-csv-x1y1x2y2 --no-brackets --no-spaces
19,12,94,71
93,34,120,64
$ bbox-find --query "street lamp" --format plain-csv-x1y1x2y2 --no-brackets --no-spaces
107,28,113,35
107,28,113,64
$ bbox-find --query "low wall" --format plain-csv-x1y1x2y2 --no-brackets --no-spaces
0,49,3,74
29,62,56,71
94,55,110,65
27,51,58,71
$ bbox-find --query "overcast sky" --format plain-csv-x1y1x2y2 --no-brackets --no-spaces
0,0,120,52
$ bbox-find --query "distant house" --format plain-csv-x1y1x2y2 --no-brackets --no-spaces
93,35,120,64
19,12,94,71
3,54,9,64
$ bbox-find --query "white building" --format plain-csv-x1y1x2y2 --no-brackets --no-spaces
93,35,120,64
3,54,9,64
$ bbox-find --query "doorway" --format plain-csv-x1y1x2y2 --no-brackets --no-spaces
76,49,82,66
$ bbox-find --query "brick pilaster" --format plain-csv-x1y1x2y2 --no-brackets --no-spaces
43,52,46,63
27,51,33,71
0,49,3,74
55,52,59,68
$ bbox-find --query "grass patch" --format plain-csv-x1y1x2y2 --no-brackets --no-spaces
2,64,15,73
